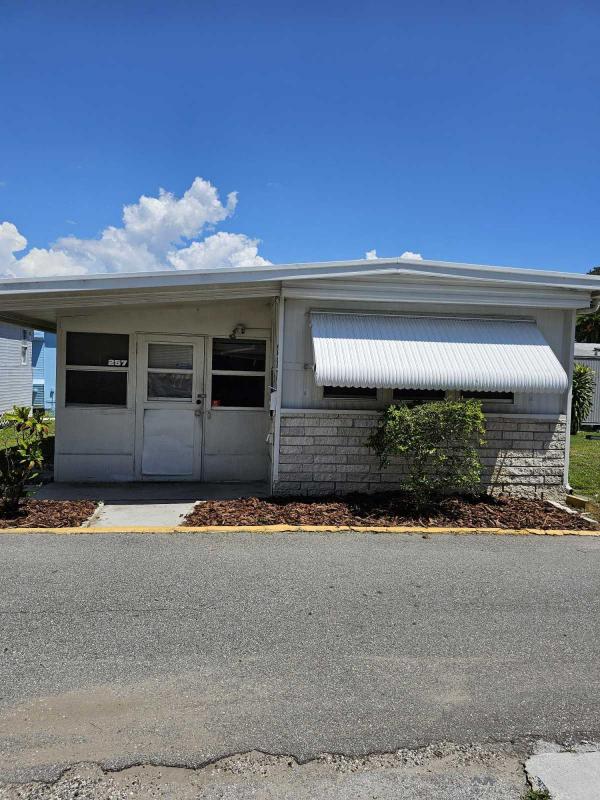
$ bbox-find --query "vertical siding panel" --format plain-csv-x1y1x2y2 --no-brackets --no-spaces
0,323,33,413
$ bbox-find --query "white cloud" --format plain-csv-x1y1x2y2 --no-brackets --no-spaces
365,249,424,261
400,251,423,260
0,177,268,278
168,232,270,271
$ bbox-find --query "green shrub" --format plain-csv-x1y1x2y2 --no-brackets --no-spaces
0,406,50,515
571,363,595,435
366,399,486,502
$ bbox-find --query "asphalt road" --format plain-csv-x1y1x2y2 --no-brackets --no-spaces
1,531,600,784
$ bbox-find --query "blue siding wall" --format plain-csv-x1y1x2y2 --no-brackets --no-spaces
32,331,57,411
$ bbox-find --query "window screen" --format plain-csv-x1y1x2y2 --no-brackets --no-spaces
393,389,445,403
65,332,129,406
323,386,377,399
148,373,193,400
66,332,129,367
210,338,267,409
461,391,514,402
65,370,128,406
148,343,193,370
211,374,265,408
212,339,266,371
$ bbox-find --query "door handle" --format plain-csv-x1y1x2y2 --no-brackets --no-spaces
194,408,203,417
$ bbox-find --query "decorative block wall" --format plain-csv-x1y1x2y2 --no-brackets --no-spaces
273,411,567,499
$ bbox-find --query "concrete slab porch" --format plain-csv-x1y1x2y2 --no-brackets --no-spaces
33,482,270,527
34,481,270,502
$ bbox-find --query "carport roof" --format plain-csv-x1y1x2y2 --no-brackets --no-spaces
0,255,598,331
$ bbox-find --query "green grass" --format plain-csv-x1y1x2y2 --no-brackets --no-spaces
569,432,600,501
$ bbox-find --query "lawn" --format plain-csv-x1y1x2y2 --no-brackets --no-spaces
570,432,600,502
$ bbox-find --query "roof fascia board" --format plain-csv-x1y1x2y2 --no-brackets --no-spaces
0,284,280,312
0,256,599,296
282,283,590,310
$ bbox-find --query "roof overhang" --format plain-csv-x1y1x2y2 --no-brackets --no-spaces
0,256,598,331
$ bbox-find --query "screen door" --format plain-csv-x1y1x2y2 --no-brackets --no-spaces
135,335,205,479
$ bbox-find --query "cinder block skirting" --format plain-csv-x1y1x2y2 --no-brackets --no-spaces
273,411,567,498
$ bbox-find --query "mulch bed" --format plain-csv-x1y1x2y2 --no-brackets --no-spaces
0,499,96,528
183,493,599,531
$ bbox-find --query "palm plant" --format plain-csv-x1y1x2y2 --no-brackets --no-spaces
571,364,596,435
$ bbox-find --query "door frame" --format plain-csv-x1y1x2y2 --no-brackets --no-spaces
133,333,206,480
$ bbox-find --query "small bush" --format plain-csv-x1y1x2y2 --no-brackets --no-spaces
0,406,50,515
366,399,486,503
571,363,595,435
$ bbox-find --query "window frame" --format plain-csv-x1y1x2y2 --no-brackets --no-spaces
392,388,446,404
145,342,195,403
209,336,269,411
322,385,378,401
63,331,130,409
460,390,515,405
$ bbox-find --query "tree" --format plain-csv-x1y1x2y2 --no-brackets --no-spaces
570,364,596,435
576,266,600,343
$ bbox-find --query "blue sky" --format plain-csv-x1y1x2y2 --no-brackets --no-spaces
0,0,599,276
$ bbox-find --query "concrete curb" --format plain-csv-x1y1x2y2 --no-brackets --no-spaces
0,524,599,536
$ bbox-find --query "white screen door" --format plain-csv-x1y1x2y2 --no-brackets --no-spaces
135,335,205,479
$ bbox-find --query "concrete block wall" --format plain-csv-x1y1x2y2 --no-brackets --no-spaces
273,411,567,499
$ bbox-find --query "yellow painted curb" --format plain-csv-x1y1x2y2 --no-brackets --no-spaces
0,524,598,536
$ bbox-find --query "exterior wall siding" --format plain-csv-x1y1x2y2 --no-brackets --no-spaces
273,411,567,499
281,298,573,416
54,298,273,482
0,323,33,413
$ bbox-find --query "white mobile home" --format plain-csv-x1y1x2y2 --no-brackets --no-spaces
0,257,598,498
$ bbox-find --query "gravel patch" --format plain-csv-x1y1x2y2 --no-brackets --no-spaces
0,742,527,799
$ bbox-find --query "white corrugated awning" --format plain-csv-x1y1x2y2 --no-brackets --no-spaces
310,312,569,393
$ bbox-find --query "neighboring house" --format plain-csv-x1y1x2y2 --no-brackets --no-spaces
32,330,57,413
574,342,600,427
0,257,598,498
0,322,33,414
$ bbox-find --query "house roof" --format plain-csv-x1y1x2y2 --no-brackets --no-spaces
0,255,598,331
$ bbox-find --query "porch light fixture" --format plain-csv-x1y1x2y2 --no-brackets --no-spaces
229,324,246,340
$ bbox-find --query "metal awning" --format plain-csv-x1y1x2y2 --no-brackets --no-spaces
310,312,569,393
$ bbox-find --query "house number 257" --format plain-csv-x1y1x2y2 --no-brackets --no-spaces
108,359,128,366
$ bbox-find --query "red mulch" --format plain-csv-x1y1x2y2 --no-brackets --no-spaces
0,499,97,528
183,493,598,530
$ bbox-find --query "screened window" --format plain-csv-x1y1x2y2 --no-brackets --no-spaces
461,391,514,403
66,332,129,367
66,370,128,406
147,343,193,400
323,386,377,399
211,338,266,408
65,332,129,407
393,388,445,403
212,339,266,371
